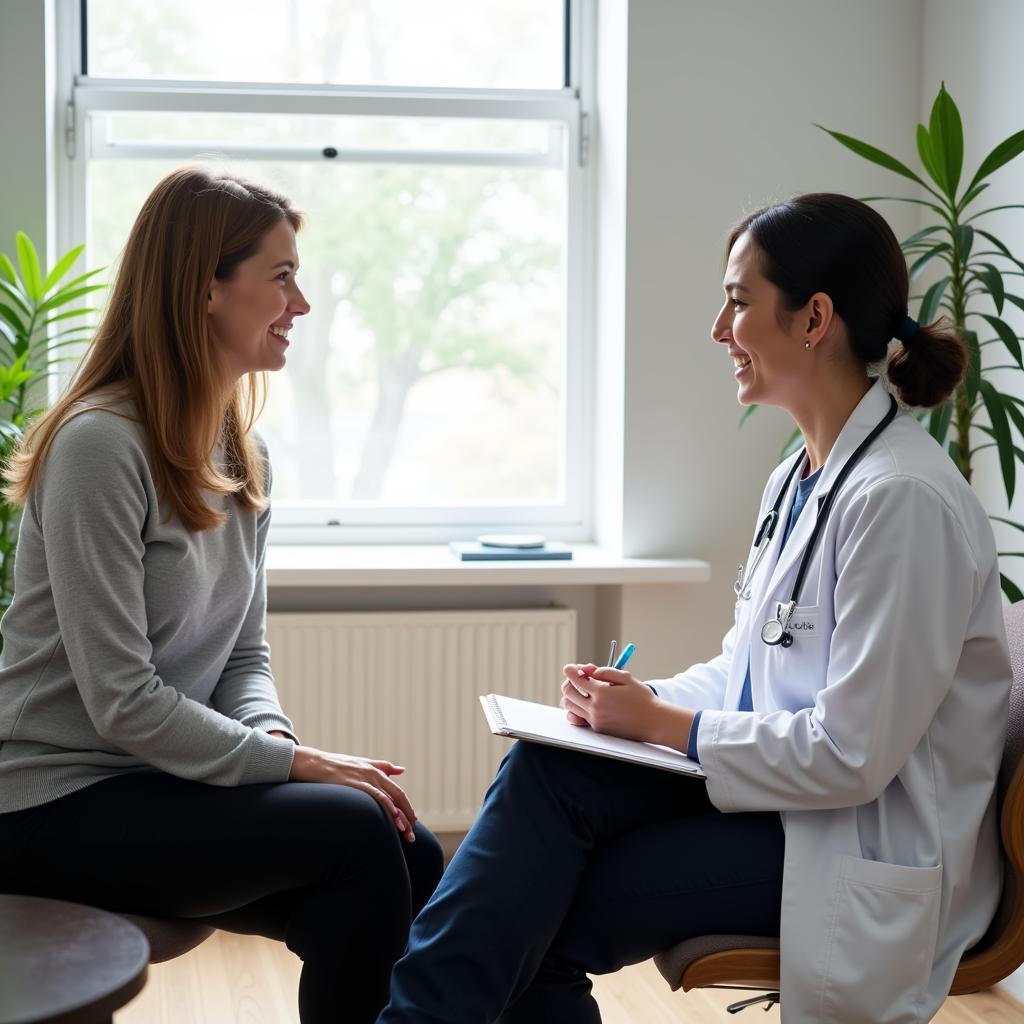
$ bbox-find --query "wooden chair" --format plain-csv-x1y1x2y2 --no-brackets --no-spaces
652,600,1024,1013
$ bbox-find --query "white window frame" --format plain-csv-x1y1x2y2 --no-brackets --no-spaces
53,0,595,545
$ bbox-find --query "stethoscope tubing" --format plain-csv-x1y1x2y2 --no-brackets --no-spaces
740,394,900,648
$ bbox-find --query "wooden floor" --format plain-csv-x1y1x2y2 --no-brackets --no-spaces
117,931,1023,1023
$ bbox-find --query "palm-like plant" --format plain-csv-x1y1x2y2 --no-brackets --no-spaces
817,84,1024,599
0,233,104,613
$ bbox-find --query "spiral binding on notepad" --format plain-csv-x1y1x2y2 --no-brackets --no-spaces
484,694,507,729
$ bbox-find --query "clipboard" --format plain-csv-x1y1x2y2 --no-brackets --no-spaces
480,693,706,778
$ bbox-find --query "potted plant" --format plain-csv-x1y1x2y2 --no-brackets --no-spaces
815,84,1024,599
0,233,104,614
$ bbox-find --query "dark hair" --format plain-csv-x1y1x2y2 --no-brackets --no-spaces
727,193,966,409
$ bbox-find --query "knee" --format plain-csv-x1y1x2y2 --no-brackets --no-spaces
405,823,445,914
306,786,407,881
410,823,445,881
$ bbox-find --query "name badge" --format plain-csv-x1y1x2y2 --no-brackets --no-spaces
787,609,819,636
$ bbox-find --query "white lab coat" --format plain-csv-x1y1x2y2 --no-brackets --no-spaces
652,379,1011,1023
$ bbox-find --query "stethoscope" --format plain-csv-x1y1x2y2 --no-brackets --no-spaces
735,394,899,649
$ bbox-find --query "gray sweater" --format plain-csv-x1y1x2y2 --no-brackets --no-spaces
0,401,297,813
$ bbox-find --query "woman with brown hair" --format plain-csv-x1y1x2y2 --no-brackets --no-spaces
0,167,443,1024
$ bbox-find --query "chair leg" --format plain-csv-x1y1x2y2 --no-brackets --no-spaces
726,991,780,1014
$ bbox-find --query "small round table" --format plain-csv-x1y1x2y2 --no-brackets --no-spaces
0,895,149,1024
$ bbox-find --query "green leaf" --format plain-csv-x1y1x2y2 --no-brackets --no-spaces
41,328,93,347
977,425,1024,465
901,225,945,250
964,329,982,404
46,265,105,300
816,125,934,190
862,195,951,218
974,229,1024,274
1000,573,1024,603
967,204,1024,223
980,378,1016,504
928,399,954,446
1004,393,1024,442
991,515,1024,535
908,242,950,280
0,254,17,285
955,224,974,261
39,245,83,297
0,303,27,336
39,307,99,330
980,314,1021,365
1005,293,1024,316
966,128,1024,195
0,280,31,318
958,181,989,212
916,123,945,192
973,263,1006,314
15,232,43,302
919,276,951,324
35,284,105,316
928,84,964,199
739,404,758,428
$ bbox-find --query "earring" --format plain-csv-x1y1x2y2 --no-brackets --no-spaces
804,339,812,350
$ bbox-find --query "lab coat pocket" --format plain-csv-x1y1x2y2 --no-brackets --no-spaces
820,856,942,1023
786,604,821,639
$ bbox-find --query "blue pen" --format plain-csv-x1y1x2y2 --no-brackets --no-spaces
613,642,636,671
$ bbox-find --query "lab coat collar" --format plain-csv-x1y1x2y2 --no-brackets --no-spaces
758,378,896,611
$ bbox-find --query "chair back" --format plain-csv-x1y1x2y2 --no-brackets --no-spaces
949,599,1024,994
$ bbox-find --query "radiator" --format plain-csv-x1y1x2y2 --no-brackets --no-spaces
266,608,577,830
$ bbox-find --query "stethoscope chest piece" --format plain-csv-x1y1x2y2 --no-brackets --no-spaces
761,601,796,647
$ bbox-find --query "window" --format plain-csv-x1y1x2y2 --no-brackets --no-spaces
61,0,592,541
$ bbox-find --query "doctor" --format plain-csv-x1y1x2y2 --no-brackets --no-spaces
377,193,1011,1024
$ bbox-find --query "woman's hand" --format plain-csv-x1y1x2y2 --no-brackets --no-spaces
288,746,419,843
560,663,661,743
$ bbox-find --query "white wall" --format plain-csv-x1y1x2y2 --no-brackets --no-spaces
923,1,1024,1008
0,0,56,268
921,0,1024,582
597,0,924,676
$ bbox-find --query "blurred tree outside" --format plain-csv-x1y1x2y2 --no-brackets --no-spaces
85,0,566,507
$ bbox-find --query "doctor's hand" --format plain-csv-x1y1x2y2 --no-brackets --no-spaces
288,746,419,843
560,663,661,743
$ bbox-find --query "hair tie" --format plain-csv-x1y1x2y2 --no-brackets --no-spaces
895,314,919,342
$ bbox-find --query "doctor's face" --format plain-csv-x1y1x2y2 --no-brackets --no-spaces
712,232,808,409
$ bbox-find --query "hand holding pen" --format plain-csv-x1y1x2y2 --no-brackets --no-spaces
560,641,662,741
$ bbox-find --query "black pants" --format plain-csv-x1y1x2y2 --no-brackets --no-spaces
379,742,786,1024
0,771,445,1024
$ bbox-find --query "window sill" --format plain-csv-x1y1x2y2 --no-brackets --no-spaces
266,543,711,588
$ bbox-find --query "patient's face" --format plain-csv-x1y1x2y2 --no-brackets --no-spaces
207,219,310,381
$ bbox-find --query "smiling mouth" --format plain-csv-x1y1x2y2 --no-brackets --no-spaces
733,355,750,369
269,326,290,340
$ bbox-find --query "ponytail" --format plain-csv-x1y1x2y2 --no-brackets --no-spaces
886,316,967,409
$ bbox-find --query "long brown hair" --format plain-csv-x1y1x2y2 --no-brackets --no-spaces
5,167,303,530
